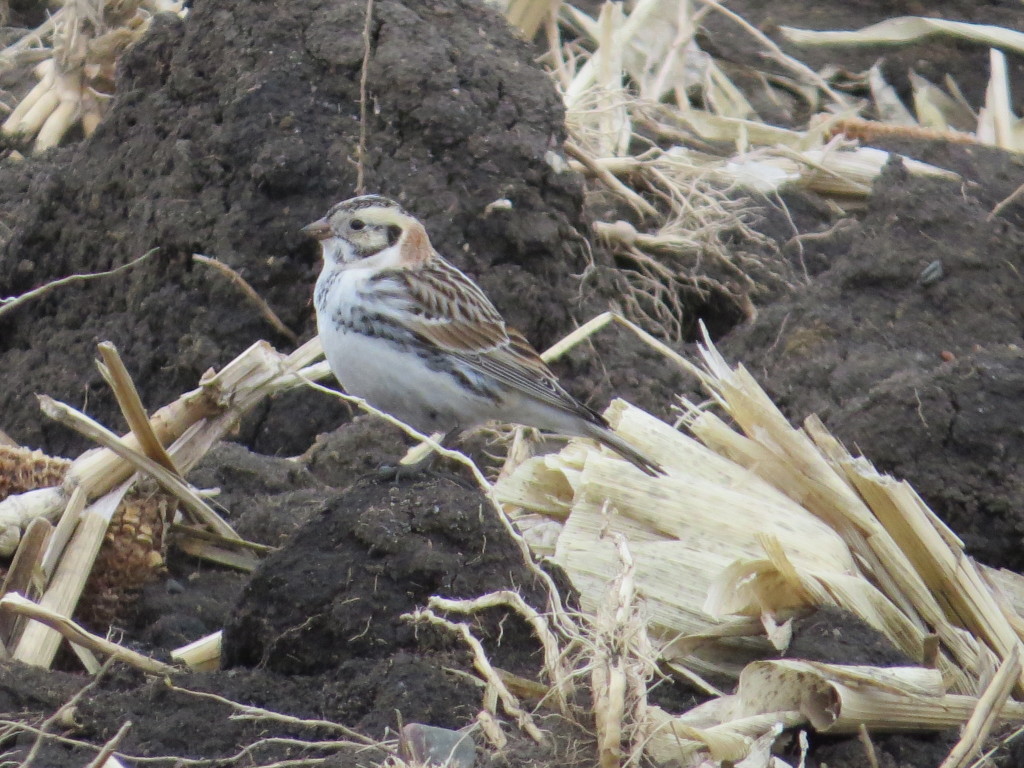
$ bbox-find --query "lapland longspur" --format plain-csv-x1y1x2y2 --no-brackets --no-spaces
303,195,663,477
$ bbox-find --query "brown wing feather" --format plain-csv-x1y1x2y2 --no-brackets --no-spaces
391,258,601,421
387,230,662,475
396,259,510,353
472,329,604,421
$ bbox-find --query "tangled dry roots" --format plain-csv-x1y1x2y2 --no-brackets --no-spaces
590,174,794,341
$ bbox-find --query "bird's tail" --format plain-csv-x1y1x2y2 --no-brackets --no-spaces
586,423,665,477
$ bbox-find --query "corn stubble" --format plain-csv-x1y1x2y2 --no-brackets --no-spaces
0,446,172,628
0,0,186,152
494,331,1024,766
0,338,328,670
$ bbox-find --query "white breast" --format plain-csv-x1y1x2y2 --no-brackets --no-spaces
314,263,496,433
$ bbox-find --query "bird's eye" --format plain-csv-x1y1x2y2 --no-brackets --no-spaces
350,219,365,231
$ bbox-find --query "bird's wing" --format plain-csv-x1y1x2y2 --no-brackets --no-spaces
390,258,510,351
390,259,599,420
470,327,599,419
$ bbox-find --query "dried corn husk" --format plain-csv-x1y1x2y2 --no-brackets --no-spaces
868,62,916,126
2,337,329,668
498,328,1024,763
685,340,1024,693
502,0,559,39
171,630,222,670
575,139,958,199
780,17,1024,55
647,659,1024,765
0,446,175,626
909,71,975,132
564,2,631,157
977,48,1023,152
645,704,804,765
780,18,1024,153
1,0,187,152
0,338,326,543
498,401,858,680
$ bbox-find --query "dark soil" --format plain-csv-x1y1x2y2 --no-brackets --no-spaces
723,158,1024,572
0,0,618,459
0,0,1022,766
785,605,915,668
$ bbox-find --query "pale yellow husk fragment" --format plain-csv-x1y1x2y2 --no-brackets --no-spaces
780,16,1024,55
646,660,1024,764
563,1,631,158
499,401,861,681
781,17,1024,153
171,630,222,670
501,0,560,40
495,330,1024,765
909,71,976,133
977,49,1024,152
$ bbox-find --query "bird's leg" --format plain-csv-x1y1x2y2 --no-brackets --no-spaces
377,426,462,481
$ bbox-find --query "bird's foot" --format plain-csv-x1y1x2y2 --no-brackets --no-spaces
376,427,463,483
376,455,475,490
376,452,439,482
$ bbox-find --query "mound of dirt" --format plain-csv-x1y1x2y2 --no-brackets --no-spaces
222,474,556,730
222,475,549,672
0,443,572,765
0,0,606,459
723,158,1024,571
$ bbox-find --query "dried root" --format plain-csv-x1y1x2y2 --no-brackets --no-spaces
416,536,659,768
517,0,989,345
590,174,789,340
404,607,547,744
428,592,574,715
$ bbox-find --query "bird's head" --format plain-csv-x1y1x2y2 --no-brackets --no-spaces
302,195,430,267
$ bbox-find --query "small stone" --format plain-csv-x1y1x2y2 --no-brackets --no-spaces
400,723,475,768
919,259,944,286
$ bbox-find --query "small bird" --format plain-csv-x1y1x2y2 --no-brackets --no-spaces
303,194,663,477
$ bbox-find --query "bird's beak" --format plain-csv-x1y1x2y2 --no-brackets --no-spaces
301,218,331,241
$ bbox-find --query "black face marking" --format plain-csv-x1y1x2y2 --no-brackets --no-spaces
351,232,391,259
386,225,402,247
